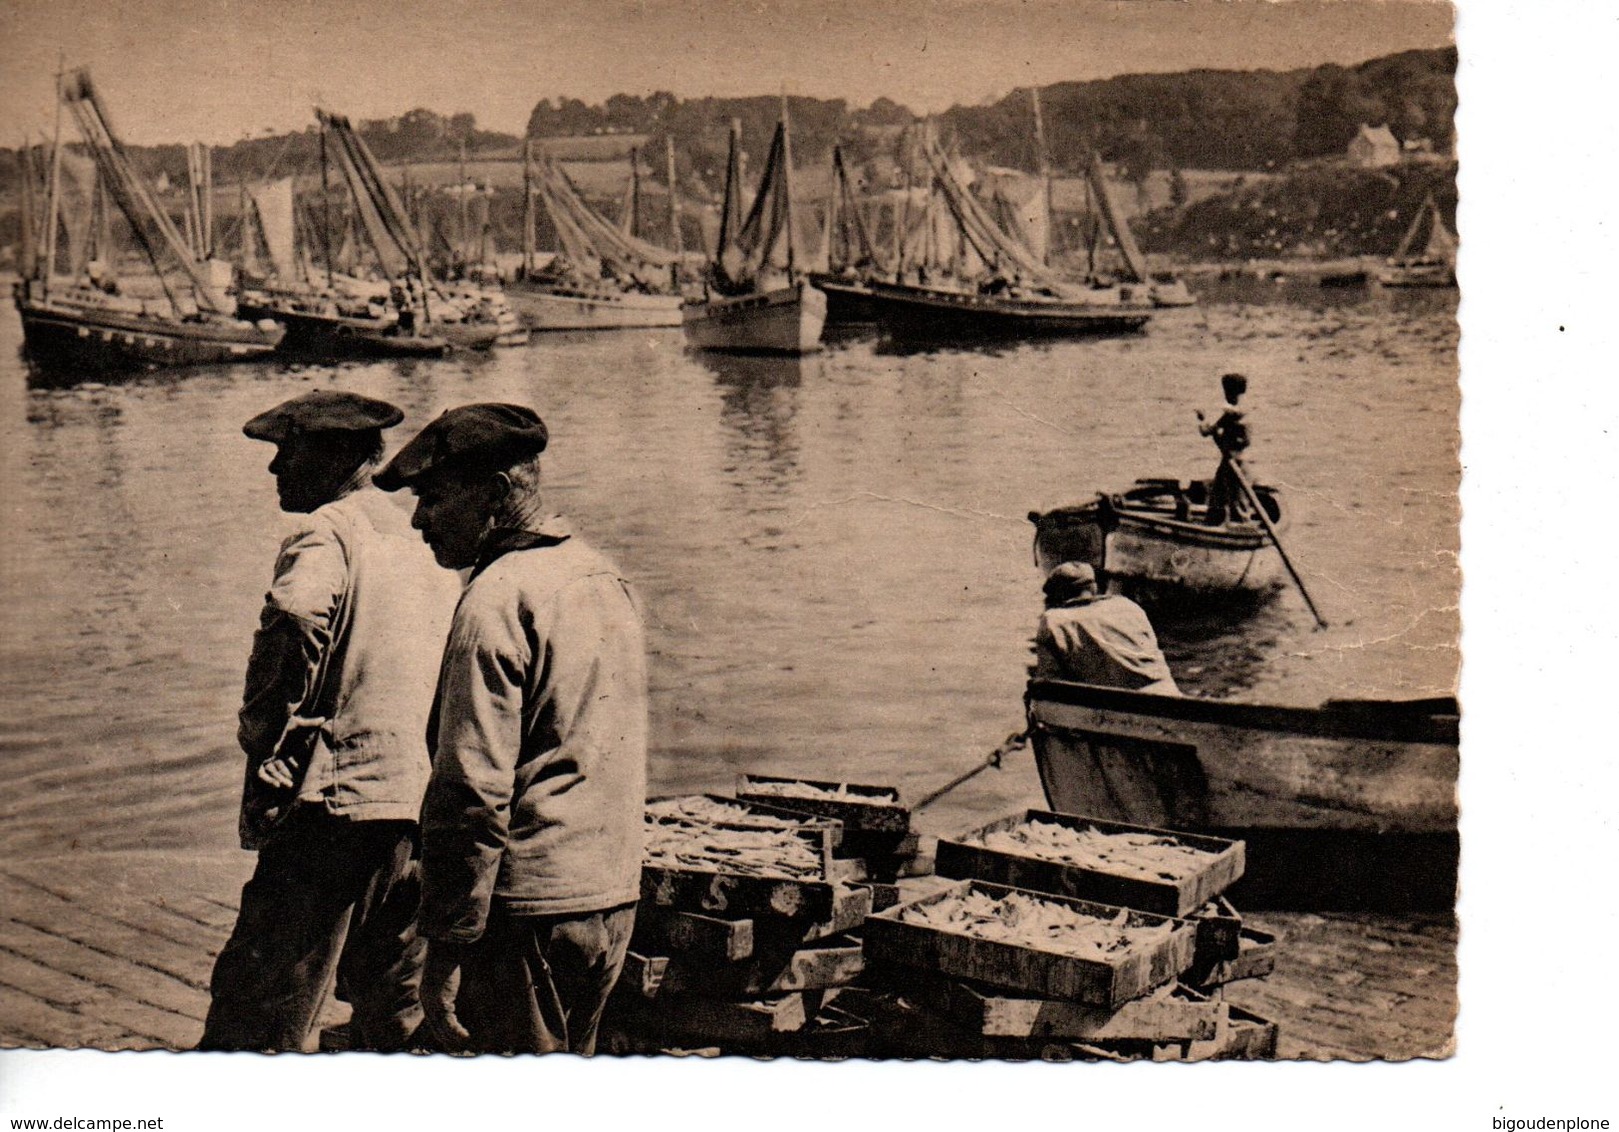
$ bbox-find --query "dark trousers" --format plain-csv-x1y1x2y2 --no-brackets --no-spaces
199,814,424,1052
455,902,636,1055
1207,456,1252,525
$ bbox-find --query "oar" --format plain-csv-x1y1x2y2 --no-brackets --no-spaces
1228,459,1328,630
912,731,1029,813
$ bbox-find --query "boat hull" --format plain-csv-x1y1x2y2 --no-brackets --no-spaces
807,275,885,325
505,282,683,331
866,280,1152,338
17,293,284,373
1031,480,1286,611
1376,262,1456,288
682,280,826,354
235,301,449,358
1027,680,1460,909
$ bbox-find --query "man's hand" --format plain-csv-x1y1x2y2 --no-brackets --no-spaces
421,942,471,1051
256,756,299,789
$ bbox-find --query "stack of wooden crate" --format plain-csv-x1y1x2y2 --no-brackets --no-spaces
858,809,1281,1061
602,780,917,1057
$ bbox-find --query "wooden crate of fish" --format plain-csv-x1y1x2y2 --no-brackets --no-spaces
875,964,1225,1042
863,880,1196,1009
735,774,911,834
1186,925,1280,990
935,810,1245,917
620,934,866,1000
640,816,838,920
646,794,844,852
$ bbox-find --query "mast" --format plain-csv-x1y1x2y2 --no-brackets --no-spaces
665,134,682,255
457,139,469,271
44,56,65,295
780,94,797,278
1030,87,1053,267
319,125,334,287
622,144,641,239
522,138,534,274
896,125,913,279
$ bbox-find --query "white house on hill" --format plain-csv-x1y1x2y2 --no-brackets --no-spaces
1347,124,1400,169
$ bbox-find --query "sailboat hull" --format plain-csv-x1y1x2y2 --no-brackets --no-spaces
681,281,826,354
16,289,284,373
1375,263,1457,288
234,299,451,358
867,280,1151,338
507,282,684,331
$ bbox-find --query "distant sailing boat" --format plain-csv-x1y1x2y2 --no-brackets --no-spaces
852,134,1153,339
1377,193,1457,288
507,139,685,331
807,143,887,324
233,166,455,358
13,68,284,373
682,111,827,354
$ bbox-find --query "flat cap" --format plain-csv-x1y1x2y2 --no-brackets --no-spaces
375,403,549,491
243,390,404,444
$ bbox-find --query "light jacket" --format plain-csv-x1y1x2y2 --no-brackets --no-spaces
237,484,460,847
1032,594,1181,695
420,518,648,942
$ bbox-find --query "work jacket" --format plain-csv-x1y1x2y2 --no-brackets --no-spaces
420,518,648,943
237,484,459,847
1032,594,1181,695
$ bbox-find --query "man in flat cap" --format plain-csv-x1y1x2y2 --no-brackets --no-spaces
199,390,460,1052
1032,562,1180,695
375,403,647,1055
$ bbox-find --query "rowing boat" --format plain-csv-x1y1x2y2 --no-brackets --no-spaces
1030,477,1286,613
1026,679,1459,909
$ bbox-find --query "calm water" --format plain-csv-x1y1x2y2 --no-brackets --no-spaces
0,279,1459,857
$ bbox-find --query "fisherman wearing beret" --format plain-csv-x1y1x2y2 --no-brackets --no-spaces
200,390,461,1052
1032,562,1181,695
376,403,647,1055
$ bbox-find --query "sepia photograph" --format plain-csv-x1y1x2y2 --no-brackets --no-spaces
0,0,1610,1125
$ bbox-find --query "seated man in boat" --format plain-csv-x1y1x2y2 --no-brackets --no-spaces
1031,562,1181,695
1197,372,1253,525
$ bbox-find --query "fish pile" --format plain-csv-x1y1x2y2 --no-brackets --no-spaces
970,820,1213,883
646,796,816,828
899,889,1172,960
643,817,823,880
746,780,898,805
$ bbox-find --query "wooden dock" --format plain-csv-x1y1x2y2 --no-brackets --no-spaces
0,852,1455,1058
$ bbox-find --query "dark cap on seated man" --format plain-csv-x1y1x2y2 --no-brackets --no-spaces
1043,561,1101,607
244,390,405,513
374,403,549,491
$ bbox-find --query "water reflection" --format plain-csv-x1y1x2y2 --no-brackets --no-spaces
697,350,805,500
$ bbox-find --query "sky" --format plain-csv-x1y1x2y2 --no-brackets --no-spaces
0,0,1454,146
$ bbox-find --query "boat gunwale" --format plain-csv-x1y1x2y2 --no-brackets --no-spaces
1026,679,1460,746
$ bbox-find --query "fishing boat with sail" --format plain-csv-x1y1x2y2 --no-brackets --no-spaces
231,160,450,358
1025,678,1459,908
13,68,284,373
1376,192,1457,288
858,136,1152,340
682,111,826,354
506,139,685,331
1029,477,1288,612
236,110,510,354
807,144,887,325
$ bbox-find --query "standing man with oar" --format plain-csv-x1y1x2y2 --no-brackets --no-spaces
1197,373,1328,628
201,391,461,1052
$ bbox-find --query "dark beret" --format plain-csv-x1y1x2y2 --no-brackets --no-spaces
243,390,404,444
374,403,549,491
1043,561,1098,603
